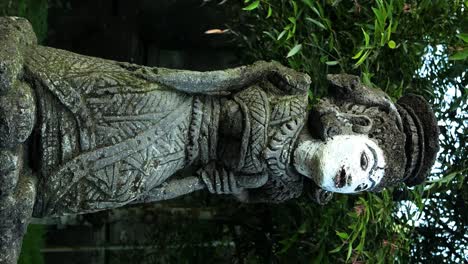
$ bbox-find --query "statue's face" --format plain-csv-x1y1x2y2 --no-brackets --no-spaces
294,134,386,194
313,135,386,193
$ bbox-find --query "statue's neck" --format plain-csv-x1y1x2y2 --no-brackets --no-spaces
292,132,322,179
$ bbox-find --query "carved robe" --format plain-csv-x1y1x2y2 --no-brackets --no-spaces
25,46,309,216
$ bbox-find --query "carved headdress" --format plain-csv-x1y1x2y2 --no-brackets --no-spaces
396,95,440,186
311,74,439,190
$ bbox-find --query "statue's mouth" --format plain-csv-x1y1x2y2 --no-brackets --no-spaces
334,166,347,188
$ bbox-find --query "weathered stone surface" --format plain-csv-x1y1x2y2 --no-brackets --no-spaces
0,17,439,264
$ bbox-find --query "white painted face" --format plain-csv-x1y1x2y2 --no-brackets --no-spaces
309,135,386,193
295,135,385,193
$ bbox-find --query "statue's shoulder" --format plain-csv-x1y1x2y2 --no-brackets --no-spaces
0,17,37,94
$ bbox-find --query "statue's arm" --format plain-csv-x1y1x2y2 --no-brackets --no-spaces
131,177,206,204
128,61,311,96
132,163,269,203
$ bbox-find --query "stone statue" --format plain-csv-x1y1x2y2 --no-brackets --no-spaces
0,17,439,263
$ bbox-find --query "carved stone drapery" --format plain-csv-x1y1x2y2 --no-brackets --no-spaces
0,17,439,264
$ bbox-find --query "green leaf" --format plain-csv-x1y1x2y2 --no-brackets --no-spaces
329,245,343,253
320,55,328,63
288,17,296,24
354,50,371,67
287,44,302,58
449,49,468,60
380,32,386,46
311,6,321,17
292,1,298,15
302,0,313,8
336,231,349,239
287,29,295,40
277,30,287,40
457,33,468,43
243,0,260,11
372,7,384,29
386,21,393,41
263,31,276,41
427,168,467,184
388,40,396,49
325,61,339,66
298,222,308,234
267,6,272,18
352,49,364,59
346,244,353,261
306,17,327,30
362,28,370,46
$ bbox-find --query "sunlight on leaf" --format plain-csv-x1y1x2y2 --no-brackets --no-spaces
243,0,259,11
287,44,302,58
306,17,327,30
325,60,339,65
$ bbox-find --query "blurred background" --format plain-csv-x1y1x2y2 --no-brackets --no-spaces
1,0,467,263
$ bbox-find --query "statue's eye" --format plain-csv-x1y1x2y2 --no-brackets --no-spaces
360,152,369,170
354,183,369,192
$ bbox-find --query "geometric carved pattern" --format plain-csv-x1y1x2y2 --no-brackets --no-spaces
234,86,270,174
26,46,193,216
21,45,313,215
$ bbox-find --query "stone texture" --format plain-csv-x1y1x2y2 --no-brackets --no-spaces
0,17,439,264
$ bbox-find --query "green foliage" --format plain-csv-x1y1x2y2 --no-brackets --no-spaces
0,0,48,43
449,33,468,60
234,0,467,262
18,225,45,264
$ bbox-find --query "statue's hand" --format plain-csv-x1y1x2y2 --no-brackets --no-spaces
252,61,311,94
198,163,243,194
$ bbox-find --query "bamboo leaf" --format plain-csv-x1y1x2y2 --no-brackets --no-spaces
267,5,272,18
277,30,287,40
263,31,276,40
336,231,349,239
352,49,364,59
287,44,303,58
292,1,298,15
387,21,393,41
311,6,321,17
449,49,468,60
243,0,260,11
302,0,313,8
346,244,353,261
354,50,371,67
326,61,339,66
457,33,468,43
329,245,343,253
362,28,370,46
306,17,327,30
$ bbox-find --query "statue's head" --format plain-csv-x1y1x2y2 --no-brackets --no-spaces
294,74,439,194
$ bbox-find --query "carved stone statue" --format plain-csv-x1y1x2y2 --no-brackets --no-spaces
0,17,439,263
